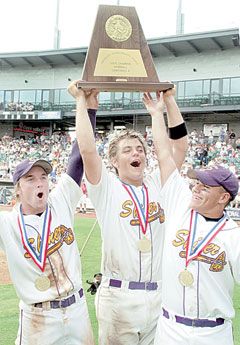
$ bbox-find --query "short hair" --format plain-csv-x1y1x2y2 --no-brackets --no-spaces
14,181,21,203
108,129,147,174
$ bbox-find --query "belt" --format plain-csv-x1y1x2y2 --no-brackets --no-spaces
109,279,158,291
34,288,83,309
163,308,224,328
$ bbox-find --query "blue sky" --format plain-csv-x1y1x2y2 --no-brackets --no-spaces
0,0,239,53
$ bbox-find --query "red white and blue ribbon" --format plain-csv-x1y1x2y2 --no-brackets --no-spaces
18,205,52,272
122,183,149,234
185,209,227,267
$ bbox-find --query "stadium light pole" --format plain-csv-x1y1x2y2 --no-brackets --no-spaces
54,0,61,49
176,0,185,34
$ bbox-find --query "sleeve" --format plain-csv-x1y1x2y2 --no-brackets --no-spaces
85,161,111,213
50,174,82,214
225,223,240,284
160,169,192,219
66,140,83,185
148,167,162,190
66,109,96,185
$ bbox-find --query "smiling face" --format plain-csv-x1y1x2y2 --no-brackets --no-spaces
189,180,231,217
16,166,49,215
111,137,146,186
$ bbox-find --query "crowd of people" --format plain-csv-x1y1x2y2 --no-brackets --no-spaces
0,125,240,207
0,132,71,181
0,124,240,208
9,101,34,111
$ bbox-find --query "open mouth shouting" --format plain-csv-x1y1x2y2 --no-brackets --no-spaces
37,192,44,199
130,160,141,168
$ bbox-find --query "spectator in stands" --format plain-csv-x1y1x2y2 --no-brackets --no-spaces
7,101,16,111
190,129,198,144
236,137,240,150
76,179,88,213
229,129,236,145
219,127,227,143
208,130,214,145
16,102,23,111
198,130,205,145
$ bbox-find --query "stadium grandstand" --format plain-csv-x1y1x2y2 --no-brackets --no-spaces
0,27,239,217
0,28,239,136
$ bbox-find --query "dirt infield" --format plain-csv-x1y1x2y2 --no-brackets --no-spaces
0,208,96,285
0,206,12,284
0,250,12,285
75,211,96,219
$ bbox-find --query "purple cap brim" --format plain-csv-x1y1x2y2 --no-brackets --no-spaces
13,159,52,185
187,166,239,199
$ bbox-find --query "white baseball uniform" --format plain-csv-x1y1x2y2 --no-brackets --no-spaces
0,174,94,345
154,169,240,345
86,161,165,345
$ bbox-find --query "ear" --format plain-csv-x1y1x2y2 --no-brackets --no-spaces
219,192,231,205
15,182,21,198
111,157,118,169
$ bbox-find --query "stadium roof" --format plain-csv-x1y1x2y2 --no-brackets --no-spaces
0,28,239,68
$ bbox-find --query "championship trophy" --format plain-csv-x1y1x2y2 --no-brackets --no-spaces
77,5,173,92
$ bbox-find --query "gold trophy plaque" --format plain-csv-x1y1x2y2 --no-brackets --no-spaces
78,5,173,92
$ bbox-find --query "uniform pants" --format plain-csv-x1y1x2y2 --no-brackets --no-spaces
95,283,162,345
154,314,233,345
15,296,94,345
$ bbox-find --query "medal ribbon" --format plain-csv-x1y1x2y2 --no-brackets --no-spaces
185,209,227,267
122,183,149,234
18,205,52,272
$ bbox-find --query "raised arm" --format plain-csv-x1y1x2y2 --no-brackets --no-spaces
143,91,177,186
67,81,102,185
164,87,188,170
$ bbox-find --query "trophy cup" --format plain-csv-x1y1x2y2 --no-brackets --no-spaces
77,5,173,92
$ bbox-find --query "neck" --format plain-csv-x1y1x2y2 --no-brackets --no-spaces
20,204,47,216
118,171,144,187
120,178,143,187
195,208,224,219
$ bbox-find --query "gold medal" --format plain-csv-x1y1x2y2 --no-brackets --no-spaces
35,275,51,291
178,269,194,287
137,237,151,253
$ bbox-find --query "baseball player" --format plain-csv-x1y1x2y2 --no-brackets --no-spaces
143,91,240,345
0,103,97,345
68,81,188,345
76,179,88,213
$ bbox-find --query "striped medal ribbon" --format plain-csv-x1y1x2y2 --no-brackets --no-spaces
122,183,151,252
179,209,227,287
18,204,52,272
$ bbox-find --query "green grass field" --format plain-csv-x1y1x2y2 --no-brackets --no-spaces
0,216,240,345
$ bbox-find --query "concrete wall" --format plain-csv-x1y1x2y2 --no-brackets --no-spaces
154,48,240,81
0,65,83,90
0,48,239,90
0,123,13,137
0,46,239,136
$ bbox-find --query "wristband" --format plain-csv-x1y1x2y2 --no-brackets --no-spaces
168,122,187,140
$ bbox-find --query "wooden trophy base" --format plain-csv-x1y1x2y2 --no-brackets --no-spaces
80,5,173,93
77,81,174,92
